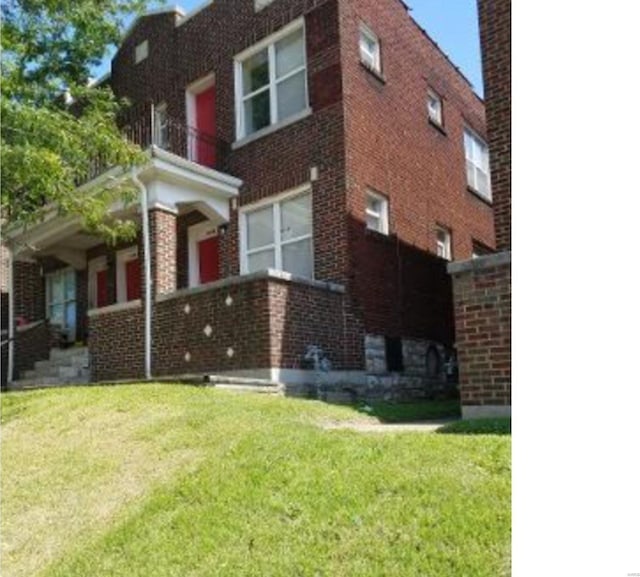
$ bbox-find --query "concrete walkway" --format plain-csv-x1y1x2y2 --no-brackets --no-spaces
321,419,458,433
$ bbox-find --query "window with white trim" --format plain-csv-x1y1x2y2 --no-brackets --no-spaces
427,90,443,127
359,24,381,73
436,226,452,261
241,189,314,279
365,190,389,235
464,128,492,200
235,20,308,140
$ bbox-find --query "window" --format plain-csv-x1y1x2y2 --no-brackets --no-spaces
464,128,492,200
365,190,389,235
385,337,404,373
427,90,443,127
235,20,308,140
154,103,169,149
188,221,220,287
241,188,314,279
359,24,381,73
135,40,149,64
116,247,141,303
436,226,452,261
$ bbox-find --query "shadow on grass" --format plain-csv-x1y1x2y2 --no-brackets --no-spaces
436,418,511,436
354,400,462,423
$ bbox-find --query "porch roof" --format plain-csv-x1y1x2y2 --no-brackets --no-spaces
6,146,243,263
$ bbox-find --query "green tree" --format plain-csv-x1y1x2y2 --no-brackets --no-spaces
1,0,154,243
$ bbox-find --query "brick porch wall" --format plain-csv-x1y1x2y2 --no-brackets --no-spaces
449,253,511,415
13,321,58,379
89,272,354,382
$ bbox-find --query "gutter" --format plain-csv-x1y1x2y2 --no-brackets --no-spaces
132,171,153,380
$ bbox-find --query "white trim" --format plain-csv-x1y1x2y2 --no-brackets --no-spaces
435,225,452,261
188,220,219,288
427,89,444,126
464,126,492,201
359,23,381,73
88,256,108,310
365,189,389,235
116,246,139,304
234,18,308,141
239,184,314,278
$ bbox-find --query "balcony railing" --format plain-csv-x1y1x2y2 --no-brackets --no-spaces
78,101,225,186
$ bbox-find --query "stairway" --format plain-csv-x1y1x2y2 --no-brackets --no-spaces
14,347,90,390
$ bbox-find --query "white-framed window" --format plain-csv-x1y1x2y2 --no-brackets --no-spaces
240,186,314,279
359,24,381,73
365,190,389,235
464,127,492,200
135,40,149,64
188,220,220,287
235,19,308,140
116,246,141,304
436,226,452,261
88,256,108,310
154,103,169,149
427,90,443,127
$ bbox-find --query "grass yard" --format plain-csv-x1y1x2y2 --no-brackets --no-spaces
1,385,511,577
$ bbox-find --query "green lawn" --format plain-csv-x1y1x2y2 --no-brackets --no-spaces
1,385,511,577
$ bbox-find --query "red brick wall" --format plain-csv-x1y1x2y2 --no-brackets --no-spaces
149,209,177,296
338,0,494,339
450,257,511,407
478,0,511,250
14,321,58,378
88,305,145,381
89,275,351,381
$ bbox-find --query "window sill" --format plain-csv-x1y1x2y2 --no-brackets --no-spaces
359,61,387,84
466,186,493,206
87,300,142,317
428,118,447,136
232,107,313,150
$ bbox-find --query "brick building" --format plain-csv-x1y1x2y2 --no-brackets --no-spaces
448,0,511,418
3,0,495,399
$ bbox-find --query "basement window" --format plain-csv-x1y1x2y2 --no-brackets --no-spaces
135,40,149,64
385,337,404,373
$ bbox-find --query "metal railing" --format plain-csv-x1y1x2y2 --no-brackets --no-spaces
78,101,222,186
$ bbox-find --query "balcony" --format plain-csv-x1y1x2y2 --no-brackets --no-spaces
80,100,228,186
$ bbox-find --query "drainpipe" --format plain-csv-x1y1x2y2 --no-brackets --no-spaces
7,248,15,385
132,171,153,380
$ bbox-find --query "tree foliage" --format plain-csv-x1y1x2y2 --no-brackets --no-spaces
1,0,153,243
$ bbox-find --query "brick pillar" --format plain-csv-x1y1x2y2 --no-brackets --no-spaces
478,0,511,251
148,209,178,297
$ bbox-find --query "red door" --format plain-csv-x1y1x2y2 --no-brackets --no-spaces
195,86,216,168
96,270,109,308
198,236,219,284
126,259,141,301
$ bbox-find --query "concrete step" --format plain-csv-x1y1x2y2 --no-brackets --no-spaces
213,384,282,394
50,347,89,362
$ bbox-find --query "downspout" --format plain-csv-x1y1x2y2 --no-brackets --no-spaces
7,248,15,385
132,172,153,380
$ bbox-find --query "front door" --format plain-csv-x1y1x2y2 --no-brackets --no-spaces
198,235,220,284
46,268,77,343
